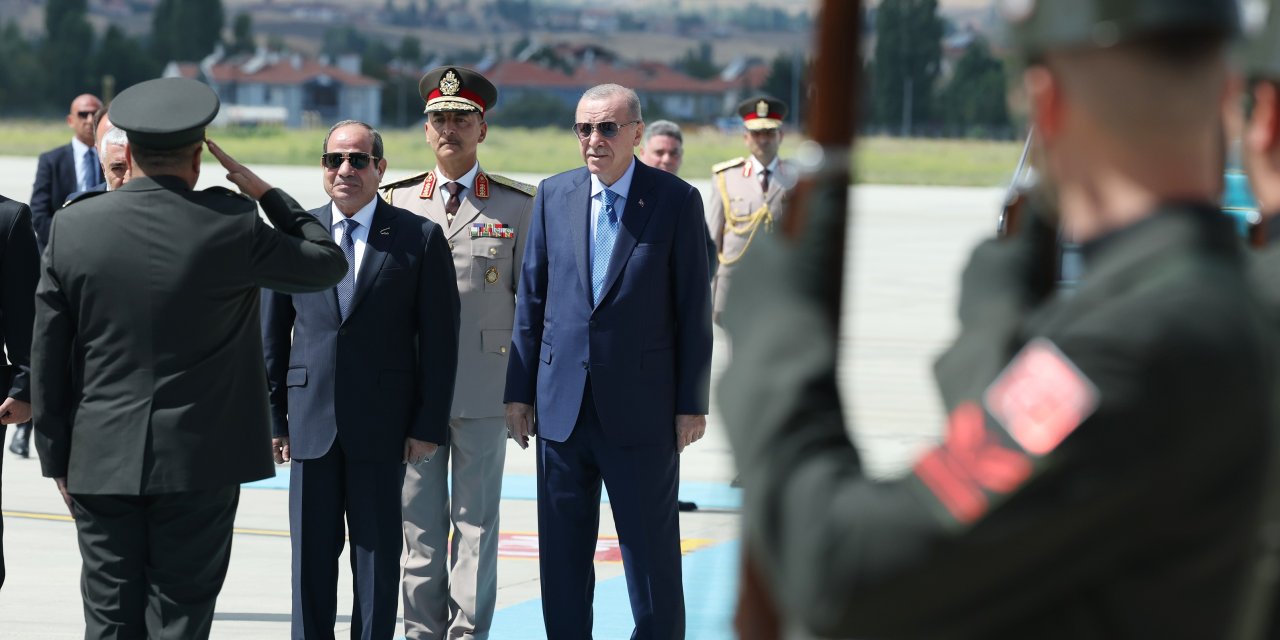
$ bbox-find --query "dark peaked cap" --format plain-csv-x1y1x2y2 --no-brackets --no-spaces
1002,0,1239,60
419,66,498,115
111,78,220,150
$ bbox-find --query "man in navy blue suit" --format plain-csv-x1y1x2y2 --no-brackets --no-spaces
504,84,714,640
262,120,460,640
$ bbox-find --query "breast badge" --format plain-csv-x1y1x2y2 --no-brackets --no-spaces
485,266,500,284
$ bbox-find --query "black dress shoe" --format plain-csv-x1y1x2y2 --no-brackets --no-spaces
678,500,698,512
8,423,30,458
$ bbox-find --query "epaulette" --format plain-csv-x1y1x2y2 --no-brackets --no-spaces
487,173,537,197
63,189,108,207
712,157,746,174
203,185,252,201
380,172,430,193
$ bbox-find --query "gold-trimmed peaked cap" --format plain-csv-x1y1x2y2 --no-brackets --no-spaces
1002,0,1239,61
736,95,787,131
110,77,219,149
419,66,498,115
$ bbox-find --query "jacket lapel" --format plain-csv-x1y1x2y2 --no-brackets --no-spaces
568,170,592,302
311,205,344,321
348,199,394,317
596,158,655,309
449,187,489,238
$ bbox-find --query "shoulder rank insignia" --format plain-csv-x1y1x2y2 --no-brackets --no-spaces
487,173,537,197
64,189,109,207
472,222,516,239
379,171,431,196
475,172,490,199
419,171,438,199
711,157,746,175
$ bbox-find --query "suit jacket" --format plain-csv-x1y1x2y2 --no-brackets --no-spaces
707,157,794,315
504,159,713,445
30,143,103,251
384,168,534,419
0,196,38,402
262,198,460,462
31,176,348,495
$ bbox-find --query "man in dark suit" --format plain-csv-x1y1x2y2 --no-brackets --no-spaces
28,93,104,251
504,84,714,640
0,194,39,590
31,78,347,639
11,93,106,459
262,120,460,640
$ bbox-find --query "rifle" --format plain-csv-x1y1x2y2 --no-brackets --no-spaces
734,1,860,638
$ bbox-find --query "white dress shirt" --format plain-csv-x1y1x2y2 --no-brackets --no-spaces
589,157,637,267
435,162,480,200
330,198,378,286
748,154,780,190
70,136,96,191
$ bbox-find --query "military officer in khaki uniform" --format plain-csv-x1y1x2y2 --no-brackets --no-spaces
381,66,533,640
706,96,793,324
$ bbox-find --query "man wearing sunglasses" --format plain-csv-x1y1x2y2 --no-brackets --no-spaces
262,119,460,639
381,66,533,640
11,93,106,460
505,83,713,639
707,95,792,327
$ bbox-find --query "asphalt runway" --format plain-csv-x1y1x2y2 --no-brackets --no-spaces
0,154,1002,638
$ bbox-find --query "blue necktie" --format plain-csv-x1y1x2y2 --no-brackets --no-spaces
591,188,619,305
336,218,359,319
82,148,99,191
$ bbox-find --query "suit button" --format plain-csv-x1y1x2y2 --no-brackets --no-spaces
449,240,456,250
339,328,348,336
581,361,589,370
589,320,597,329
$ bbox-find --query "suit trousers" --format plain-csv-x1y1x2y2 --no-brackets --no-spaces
290,441,405,640
70,485,240,640
402,416,507,639
536,380,685,640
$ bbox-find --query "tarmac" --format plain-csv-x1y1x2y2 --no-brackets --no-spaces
0,155,1003,638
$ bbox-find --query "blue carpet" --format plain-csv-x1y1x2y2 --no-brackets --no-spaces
486,539,740,640
244,468,743,511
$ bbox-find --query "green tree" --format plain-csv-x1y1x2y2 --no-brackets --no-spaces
152,0,226,62
872,0,942,135
675,41,718,80
95,25,164,99
44,0,95,106
0,21,47,113
760,51,809,127
397,36,422,66
939,38,1010,136
229,12,255,55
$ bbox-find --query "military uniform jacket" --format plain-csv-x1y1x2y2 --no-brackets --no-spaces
0,196,38,402
31,176,347,495
706,156,793,315
721,203,1272,638
383,167,534,419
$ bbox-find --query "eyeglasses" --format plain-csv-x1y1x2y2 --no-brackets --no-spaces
321,152,379,170
74,110,95,120
572,120,640,140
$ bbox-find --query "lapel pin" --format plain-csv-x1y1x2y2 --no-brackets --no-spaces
638,199,645,208
380,227,390,235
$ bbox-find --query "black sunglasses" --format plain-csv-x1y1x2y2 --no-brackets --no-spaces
321,152,379,170
75,110,95,119
572,120,640,140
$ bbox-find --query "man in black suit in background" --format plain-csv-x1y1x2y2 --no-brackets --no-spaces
10,93,105,459
0,194,39,590
31,78,347,639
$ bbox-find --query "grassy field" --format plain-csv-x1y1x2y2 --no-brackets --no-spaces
0,121,1022,187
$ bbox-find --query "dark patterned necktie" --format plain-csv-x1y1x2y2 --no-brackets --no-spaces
336,218,359,319
760,168,771,194
443,182,462,223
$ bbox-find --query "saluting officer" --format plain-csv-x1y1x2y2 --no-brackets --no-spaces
381,66,534,640
707,95,793,324
721,1,1274,637
30,78,346,639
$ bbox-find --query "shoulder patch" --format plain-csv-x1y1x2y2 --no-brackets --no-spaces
712,157,746,174
487,173,537,197
63,189,108,207
203,186,251,201
380,171,430,193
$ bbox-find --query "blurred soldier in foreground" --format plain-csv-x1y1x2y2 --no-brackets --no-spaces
723,1,1274,637
707,96,793,325
0,193,38,589
31,77,347,639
